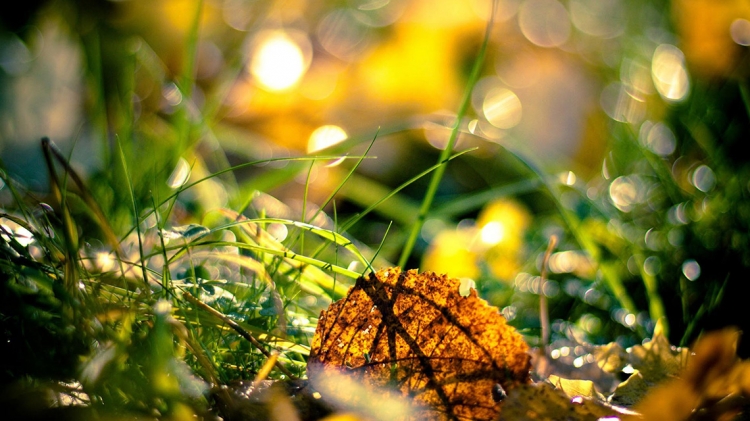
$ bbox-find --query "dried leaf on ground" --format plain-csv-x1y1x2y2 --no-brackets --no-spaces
307,267,531,421
627,319,689,384
622,327,750,421
547,375,606,401
498,382,624,421
606,319,690,406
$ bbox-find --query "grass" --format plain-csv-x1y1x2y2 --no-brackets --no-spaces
2,0,750,418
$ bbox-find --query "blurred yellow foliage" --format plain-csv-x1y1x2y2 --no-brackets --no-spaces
478,198,532,280
356,24,464,113
422,198,532,282
673,0,750,77
421,228,481,280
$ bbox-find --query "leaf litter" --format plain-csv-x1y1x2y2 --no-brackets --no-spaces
217,268,750,421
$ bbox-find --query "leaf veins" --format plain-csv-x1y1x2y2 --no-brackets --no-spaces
307,267,531,421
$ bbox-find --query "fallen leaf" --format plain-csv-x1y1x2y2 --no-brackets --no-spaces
622,326,750,421
547,375,605,401
307,268,531,421
627,319,689,385
498,382,626,421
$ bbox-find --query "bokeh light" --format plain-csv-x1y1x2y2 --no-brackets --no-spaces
480,221,505,245
651,44,690,102
518,0,570,48
682,259,701,281
731,19,750,46
609,175,645,212
569,0,625,39
640,121,677,157
482,87,522,129
308,125,348,153
691,165,716,192
250,31,312,91
167,157,191,189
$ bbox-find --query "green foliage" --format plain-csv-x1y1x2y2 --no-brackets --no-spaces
2,0,750,418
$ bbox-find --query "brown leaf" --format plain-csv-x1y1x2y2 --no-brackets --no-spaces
307,268,531,421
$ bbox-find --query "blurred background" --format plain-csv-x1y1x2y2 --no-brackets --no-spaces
2,0,750,358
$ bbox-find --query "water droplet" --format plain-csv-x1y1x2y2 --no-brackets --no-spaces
162,82,183,107
600,82,646,123
12,226,33,247
502,305,517,321
559,171,577,186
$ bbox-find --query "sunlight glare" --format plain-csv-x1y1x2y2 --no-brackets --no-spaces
308,125,348,153
480,221,505,245
13,226,34,247
250,32,310,91
96,252,115,272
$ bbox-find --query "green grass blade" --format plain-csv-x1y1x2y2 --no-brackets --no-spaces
116,136,150,287
397,0,497,268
